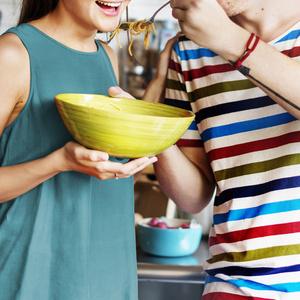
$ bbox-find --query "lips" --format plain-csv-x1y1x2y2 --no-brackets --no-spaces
96,1,121,12
95,1,122,17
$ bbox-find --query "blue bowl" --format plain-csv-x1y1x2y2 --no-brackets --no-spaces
137,218,203,257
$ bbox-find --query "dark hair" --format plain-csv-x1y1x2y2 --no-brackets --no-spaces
18,0,59,25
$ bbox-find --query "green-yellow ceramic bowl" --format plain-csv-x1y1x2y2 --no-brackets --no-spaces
55,93,195,158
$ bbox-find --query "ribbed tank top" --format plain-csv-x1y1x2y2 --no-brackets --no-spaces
0,24,137,300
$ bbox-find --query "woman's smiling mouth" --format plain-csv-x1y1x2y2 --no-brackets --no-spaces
96,1,121,11
96,1,122,16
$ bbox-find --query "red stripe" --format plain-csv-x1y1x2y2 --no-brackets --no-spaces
169,59,183,74
210,221,300,245
176,139,203,147
183,63,234,82
282,46,300,58
170,59,235,82
202,292,274,300
209,235,217,247
207,131,300,162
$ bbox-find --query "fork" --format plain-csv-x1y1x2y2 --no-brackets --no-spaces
143,1,171,25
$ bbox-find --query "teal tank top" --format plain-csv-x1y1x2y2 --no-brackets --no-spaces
0,24,137,300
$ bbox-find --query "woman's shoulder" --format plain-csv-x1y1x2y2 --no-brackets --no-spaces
99,40,117,60
0,31,30,126
0,31,30,88
0,30,29,65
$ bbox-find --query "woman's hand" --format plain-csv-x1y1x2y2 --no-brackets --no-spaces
108,86,135,99
58,142,157,180
0,141,156,203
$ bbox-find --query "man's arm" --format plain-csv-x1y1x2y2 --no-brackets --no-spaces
171,0,300,119
154,145,216,214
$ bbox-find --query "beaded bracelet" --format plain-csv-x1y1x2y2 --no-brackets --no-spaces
232,33,260,68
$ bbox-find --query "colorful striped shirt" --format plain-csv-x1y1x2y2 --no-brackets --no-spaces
165,21,300,300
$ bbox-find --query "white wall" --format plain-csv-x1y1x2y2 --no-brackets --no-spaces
0,0,20,34
126,0,173,21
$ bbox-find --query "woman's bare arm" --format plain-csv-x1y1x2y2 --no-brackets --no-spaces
0,34,156,203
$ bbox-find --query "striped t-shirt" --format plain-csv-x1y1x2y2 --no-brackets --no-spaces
165,22,300,300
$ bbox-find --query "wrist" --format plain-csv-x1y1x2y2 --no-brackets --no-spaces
47,147,68,173
216,28,252,63
229,33,260,68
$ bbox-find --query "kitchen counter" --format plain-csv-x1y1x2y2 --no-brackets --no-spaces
137,236,210,284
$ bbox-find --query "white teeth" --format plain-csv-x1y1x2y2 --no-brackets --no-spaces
98,1,120,7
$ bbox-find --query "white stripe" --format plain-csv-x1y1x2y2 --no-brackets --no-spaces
205,121,300,152
209,233,300,255
211,141,300,173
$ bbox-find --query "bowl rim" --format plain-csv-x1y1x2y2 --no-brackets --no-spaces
137,217,202,231
55,93,195,120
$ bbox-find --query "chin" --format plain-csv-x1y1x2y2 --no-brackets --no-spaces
96,22,120,34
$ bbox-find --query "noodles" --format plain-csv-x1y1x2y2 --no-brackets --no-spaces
110,20,157,56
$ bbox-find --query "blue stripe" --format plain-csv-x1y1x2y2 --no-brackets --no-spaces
214,199,300,225
276,29,300,43
201,112,296,143
173,40,180,57
227,278,300,292
272,282,300,293
205,274,300,292
180,48,217,61
215,176,300,206
175,41,217,61
188,120,198,130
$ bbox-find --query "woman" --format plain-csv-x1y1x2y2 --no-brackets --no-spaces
0,0,157,299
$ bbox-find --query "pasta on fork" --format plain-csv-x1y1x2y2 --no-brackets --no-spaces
111,20,157,56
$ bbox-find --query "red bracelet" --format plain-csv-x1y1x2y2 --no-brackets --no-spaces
234,33,260,68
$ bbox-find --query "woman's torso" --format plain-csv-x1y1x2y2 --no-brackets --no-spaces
0,24,137,300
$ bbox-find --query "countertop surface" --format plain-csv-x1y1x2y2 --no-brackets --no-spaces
136,236,210,284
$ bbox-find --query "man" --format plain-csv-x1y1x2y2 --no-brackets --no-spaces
110,0,300,298
152,0,300,299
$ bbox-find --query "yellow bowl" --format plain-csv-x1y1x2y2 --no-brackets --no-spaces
55,93,195,158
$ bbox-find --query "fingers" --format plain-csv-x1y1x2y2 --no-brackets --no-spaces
107,156,158,180
108,86,135,99
69,142,158,180
63,138,158,181
71,142,109,162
